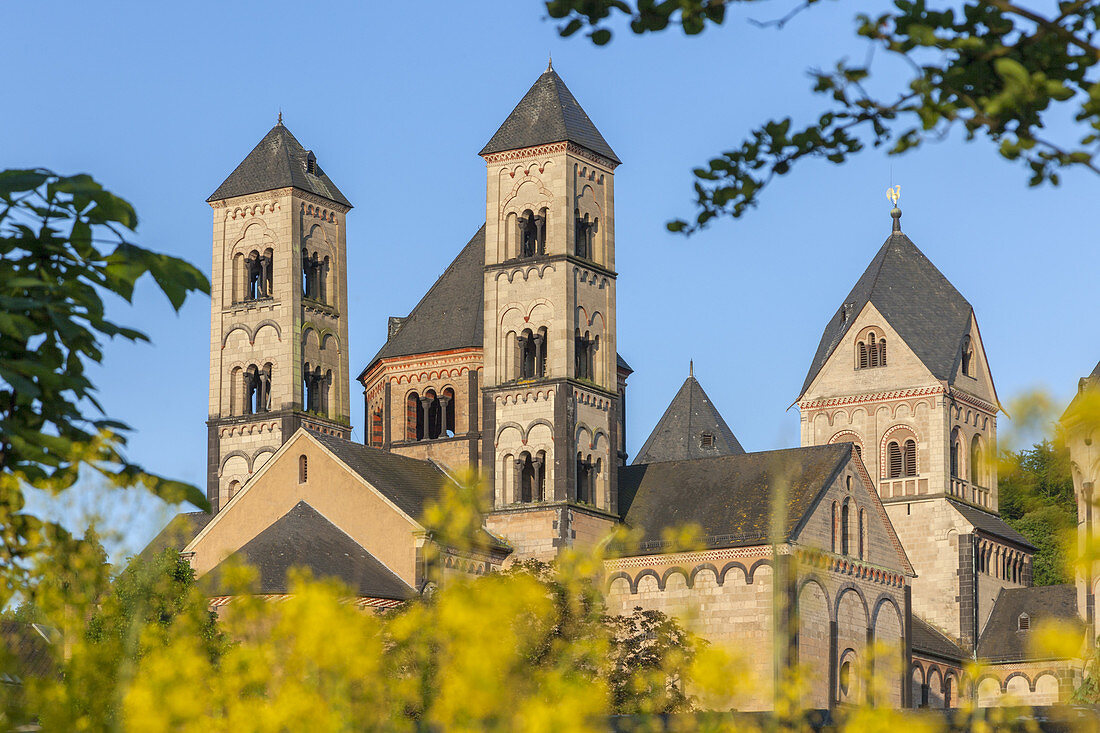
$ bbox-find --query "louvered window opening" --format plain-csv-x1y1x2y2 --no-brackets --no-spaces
857,332,887,369
887,439,917,478
700,432,715,449
1018,614,1030,631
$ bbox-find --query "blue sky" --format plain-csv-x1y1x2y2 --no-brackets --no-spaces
4,2,1096,556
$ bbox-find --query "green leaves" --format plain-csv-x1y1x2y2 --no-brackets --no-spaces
544,0,1100,231
0,168,211,595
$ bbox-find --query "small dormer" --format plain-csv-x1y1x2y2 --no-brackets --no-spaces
1017,612,1030,631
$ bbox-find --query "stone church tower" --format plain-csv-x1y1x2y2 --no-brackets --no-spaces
206,120,353,512
798,204,1032,648
478,64,624,559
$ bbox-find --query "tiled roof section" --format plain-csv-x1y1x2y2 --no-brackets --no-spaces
798,225,974,399
617,353,633,374
480,69,619,164
364,226,486,371
633,376,745,465
948,500,1036,551
138,511,212,560
911,616,968,663
617,444,850,553
207,502,414,600
208,122,351,207
310,432,510,551
0,621,54,682
977,584,1081,662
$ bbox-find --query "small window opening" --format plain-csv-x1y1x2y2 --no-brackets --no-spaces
1018,613,1030,631
306,151,317,175
961,336,974,377
841,501,850,555
700,432,715,449
518,208,546,258
298,455,308,483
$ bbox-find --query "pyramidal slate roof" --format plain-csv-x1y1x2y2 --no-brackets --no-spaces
633,375,745,465
206,501,414,600
798,214,974,399
480,67,619,164
208,122,351,207
363,226,485,373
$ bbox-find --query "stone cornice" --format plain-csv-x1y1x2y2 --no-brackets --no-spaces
798,385,945,411
946,387,999,415
480,141,618,170
485,253,618,280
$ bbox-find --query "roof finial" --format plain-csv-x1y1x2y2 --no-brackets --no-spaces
689,359,694,378
547,53,553,72
887,184,902,232
278,109,283,126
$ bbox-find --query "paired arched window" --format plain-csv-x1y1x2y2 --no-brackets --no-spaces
239,363,273,415
887,439,917,478
405,388,456,442
857,331,887,369
574,209,597,259
575,330,598,380
517,327,547,380
302,363,329,415
518,208,547,258
302,249,328,302
576,452,600,505
517,451,546,502
243,249,273,301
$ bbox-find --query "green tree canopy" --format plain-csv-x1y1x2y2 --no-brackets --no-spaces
545,0,1100,231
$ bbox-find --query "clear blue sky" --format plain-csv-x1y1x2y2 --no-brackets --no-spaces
4,2,1096,556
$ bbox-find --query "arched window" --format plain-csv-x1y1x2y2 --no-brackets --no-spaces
970,435,983,487
858,508,866,560
406,391,422,441
441,387,456,437
841,501,850,555
517,452,545,502
1018,613,1030,631
858,340,869,369
856,329,886,369
574,210,597,259
887,441,903,478
518,208,546,258
228,479,241,499
575,330,596,380
961,336,973,377
517,328,546,379
950,428,961,477
576,453,590,504
904,439,917,477
370,408,384,447
831,502,838,553
878,337,887,367
298,455,308,484
302,363,322,414
244,363,272,415
868,333,879,368
244,250,272,301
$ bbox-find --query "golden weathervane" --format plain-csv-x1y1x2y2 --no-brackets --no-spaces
887,185,901,207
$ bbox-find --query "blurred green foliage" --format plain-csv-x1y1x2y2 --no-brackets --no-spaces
1000,440,1076,585
544,1,1100,231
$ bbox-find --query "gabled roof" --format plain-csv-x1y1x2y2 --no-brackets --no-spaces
206,501,414,600
0,621,54,682
617,444,851,554
633,375,745,465
208,122,351,207
480,67,619,164
977,584,1081,662
911,616,969,663
1063,358,1100,422
948,499,1036,551
363,226,486,374
799,216,974,399
138,511,212,560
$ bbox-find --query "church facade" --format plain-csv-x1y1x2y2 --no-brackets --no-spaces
148,64,1092,711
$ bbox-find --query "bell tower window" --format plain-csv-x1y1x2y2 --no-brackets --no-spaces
242,363,272,415
856,330,887,369
517,451,545,502
302,363,327,415
517,327,546,379
574,210,597,259
575,330,597,380
518,208,546,258
244,250,273,301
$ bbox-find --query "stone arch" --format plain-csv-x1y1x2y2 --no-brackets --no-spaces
1002,670,1032,692
606,571,634,595
911,664,926,707
688,563,720,588
1033,673,1060,705
871,594,904,707
661,567,690,590
976,675,1002,706
251,447,277,472
495,422,525,443
719,561,748,586
796,578,831,709
1004,674,1030,701
219,450,251,477
944,672,959,708
633,569,661,593
926,667,944,709
747,558,773,584
252,320,281,345
222,323,252,347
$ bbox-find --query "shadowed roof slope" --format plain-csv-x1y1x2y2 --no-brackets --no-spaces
1063,357,1100,421
480,68,619,164
138,511,212,560
363,226,485,372
208,122,351,207
948,499,1035,550
617,444,850,554
977,585,1080,662
799,217,974,399
633,375,744,464
911,616,968,662
207,501,414,599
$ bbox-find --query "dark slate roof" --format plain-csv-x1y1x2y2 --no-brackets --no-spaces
363,226,486,373
310,432,509,551
360,225,631,380
977,585,1081,662
911,616,968,663
633,376,745,465
617,444,850,554
480,68,620,164
207,502,414,599
948,500,1036,551
138,511,212,560
798,219,974,399
1063,358,1100,421
0,621,54,682
208,122,351,207
617,353,633,374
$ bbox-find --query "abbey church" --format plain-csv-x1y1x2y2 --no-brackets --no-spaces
148,64,1100,710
